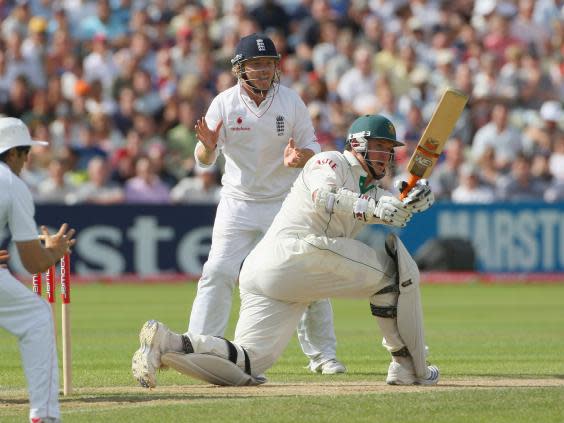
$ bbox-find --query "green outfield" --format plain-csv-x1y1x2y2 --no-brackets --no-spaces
1,282,563,422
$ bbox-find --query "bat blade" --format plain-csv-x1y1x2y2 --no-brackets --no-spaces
400,88,468,199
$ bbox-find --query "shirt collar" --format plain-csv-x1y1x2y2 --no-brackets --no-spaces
238,82,275,103
343,150,367,178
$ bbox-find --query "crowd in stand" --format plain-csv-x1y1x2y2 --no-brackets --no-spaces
0,0,562,205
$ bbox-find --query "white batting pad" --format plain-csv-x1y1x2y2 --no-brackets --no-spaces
161,352,266,386
390,234,428,378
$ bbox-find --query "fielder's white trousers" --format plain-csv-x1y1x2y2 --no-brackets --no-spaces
187,196,337,366
0,269,60,421
189,233,396,376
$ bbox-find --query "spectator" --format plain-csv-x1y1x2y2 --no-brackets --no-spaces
21,89,53,127
471,102,524,172
124,155,170,204
67,156,124,204
475,146,501,188
511,0,549,56
430,137,466,200
73,123,108,171
2,74,32,119
83,33,118,98
6,32,45,88
166,100,198,178
483,6,524,64
171,165,221,204
131,68,162,116
77,0,127,42
250,0,290,36
1,2,29,39
112,86,135,136
518,50,557,109
496,153,546,201
336,44,377,107
22,16,49,66
36,157,77,204
548,132,564,181
524,100,563,155
451,163,495,204
147,142,178,189
308,101,334,150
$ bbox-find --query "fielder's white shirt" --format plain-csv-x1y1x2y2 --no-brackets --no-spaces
0,162,38,245
268,150,392,240
195,83,321,202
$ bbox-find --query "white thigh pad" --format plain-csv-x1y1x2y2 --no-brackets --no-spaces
161,352,266,386
387,234,428,378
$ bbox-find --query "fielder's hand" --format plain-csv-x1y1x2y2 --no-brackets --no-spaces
283,138,304,168
395,179,435,213
0,249,9,268
195,117,222,152
39,223,76,260
374,196,412,228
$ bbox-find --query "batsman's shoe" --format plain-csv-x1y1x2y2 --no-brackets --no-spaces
416,364,440,385
309,359,347,375
30,418,61,423
132,320,169,388
386,361,440,385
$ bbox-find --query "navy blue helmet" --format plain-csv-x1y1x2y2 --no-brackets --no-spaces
231,33,280,66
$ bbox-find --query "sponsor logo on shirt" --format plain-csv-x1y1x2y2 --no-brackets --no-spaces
276,115,285,136
316,158,337,169
230,116,250,131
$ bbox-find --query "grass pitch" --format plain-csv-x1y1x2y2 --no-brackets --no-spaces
1,282,563,422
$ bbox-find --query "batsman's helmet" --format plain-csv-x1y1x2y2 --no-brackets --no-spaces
231,33,280,66
346,114,404,179
346,114,404,150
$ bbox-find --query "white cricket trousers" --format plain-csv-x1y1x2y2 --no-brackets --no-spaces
187,196,337,365
0,270,60,421
189,233,396,376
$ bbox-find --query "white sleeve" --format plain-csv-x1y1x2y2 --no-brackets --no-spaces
194,95,225,168
9,180,39,242
303,152,347,195
292,93,321,154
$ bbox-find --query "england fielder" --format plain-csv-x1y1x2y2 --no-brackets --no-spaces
132,114,439,387
184,33,345,374
0,117,76,423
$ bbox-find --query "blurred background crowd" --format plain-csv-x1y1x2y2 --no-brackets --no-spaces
0,0,562,205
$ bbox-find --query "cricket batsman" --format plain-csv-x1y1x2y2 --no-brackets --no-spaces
132,114,439,387
183,33,345,374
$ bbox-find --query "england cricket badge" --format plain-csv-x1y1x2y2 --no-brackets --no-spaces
276,115,285,136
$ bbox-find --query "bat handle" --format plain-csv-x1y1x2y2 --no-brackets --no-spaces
399,174,420,200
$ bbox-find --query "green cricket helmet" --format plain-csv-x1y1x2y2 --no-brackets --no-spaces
346,114,405,151
346,114,404,179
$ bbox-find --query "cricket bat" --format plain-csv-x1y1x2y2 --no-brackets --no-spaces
399,88,469,200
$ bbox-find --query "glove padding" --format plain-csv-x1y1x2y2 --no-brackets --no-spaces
374,196,412,228
395,179,435,213
314,188,377,222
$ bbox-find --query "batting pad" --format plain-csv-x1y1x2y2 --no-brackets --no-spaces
161,353,266,386
390,234,428,379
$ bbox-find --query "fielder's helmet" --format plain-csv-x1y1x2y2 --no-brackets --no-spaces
231,33,280,66
346,114,405,151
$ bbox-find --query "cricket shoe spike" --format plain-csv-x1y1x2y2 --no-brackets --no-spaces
132,320,170,388
386,360,440,386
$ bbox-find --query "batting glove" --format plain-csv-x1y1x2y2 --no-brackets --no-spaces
395,179,435,213
374,196,412,228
